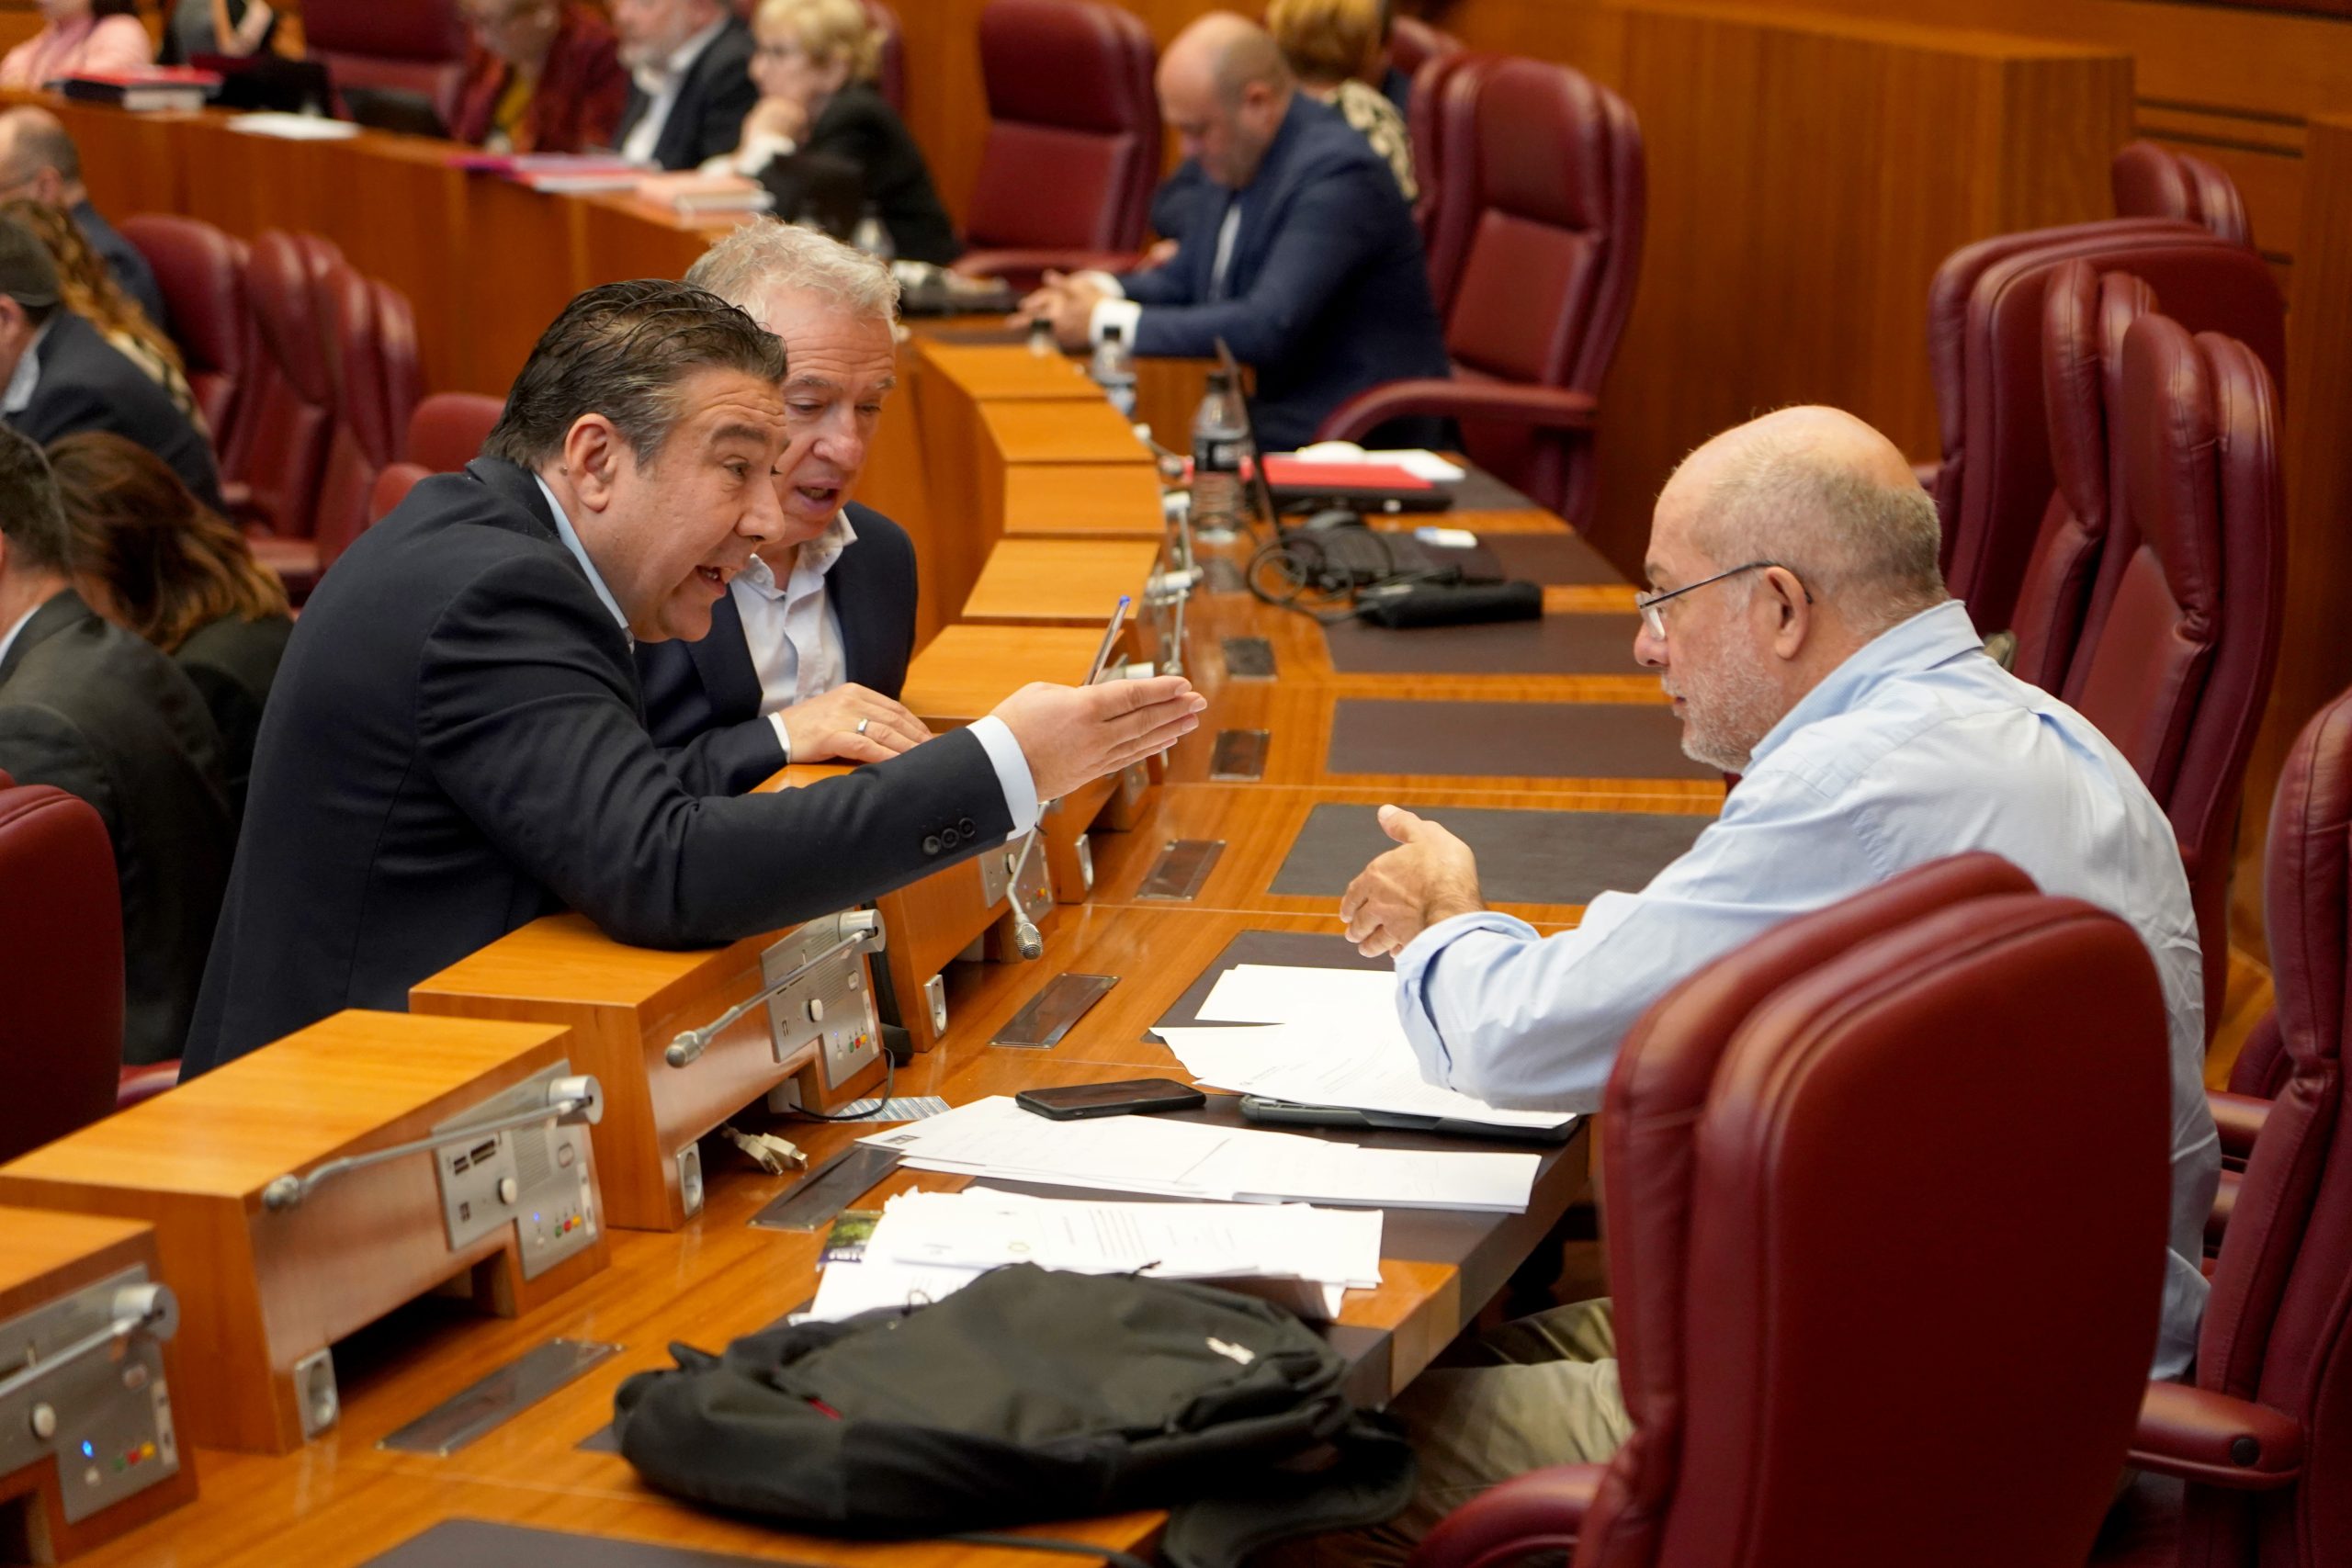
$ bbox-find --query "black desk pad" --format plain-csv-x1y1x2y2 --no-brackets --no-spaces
1448,469,1541,513
364,1521,819,1568
1327,699,1718,781
1271,803,1709,906
1321,612,1643,676
1475,531,1623,585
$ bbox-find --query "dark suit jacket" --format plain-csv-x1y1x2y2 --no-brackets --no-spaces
802,84,959,265
636,501,919,797
0,591,232,1066
175,611,293,825
10,312,222,513
1116,95,1451,451
73,200,165,333
181,459,1014,1077
614,16,757,172
451,4,628,154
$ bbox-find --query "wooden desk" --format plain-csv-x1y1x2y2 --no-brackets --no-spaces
960,538,1167,625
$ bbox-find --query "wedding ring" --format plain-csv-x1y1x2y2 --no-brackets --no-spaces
855,717,871,736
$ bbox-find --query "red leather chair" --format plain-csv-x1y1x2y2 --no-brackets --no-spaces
2068,311,2283,1036
1927,220,2284,640
955,0,1160,289
2089,682,2352,1568
312,270,423,573
404,391,503,471
2113,141,2254,250
1405,47,1490,266
118,213,252,448
368,391,503,523
227,231,344,591
2004,262,2158,693
1385,15,1461,84
1410,854,2174,1568
1317,54,1644,527
302,0,471,123
0,771,125,1164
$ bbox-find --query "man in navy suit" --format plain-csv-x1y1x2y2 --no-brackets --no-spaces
1021,12,1450,451
638,221,931,796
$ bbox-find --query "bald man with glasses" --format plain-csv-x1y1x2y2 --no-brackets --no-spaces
1321,405,2218,1566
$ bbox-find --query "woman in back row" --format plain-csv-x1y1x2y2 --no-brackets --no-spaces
707,0,959,265
48,432,292,823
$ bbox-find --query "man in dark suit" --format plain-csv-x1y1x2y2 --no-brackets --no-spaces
0,424,231,1066
611,0,756,171
0,108,166,331
640,220,930,796
1021,13,1451,451
182,280,1203,1077
0,219,221,512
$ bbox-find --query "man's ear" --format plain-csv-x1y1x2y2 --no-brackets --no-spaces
1761,564,1810,659
559,413,627,513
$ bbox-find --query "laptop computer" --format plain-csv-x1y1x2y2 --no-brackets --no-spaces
341,85,451,141
195,52,331,115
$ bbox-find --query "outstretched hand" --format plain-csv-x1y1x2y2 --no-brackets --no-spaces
991,675,1205,802
1338,805,1485,957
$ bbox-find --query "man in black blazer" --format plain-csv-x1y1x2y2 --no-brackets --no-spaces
0,220,220,512
182,280,1203,1077
612,0,757,171
0,425,231,1066
1022,15,1452,451
640,220,931,796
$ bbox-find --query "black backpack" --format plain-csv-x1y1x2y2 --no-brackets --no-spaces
613,1264,1417,1568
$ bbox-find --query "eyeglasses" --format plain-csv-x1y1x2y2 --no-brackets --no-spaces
1634,559,1804,639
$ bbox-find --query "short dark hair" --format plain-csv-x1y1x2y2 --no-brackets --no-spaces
0,423,70,574
484,280,786,468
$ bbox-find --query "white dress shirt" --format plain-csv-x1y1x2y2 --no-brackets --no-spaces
532,479,1041,833
2,317,51,415
1394,598,2218,1378
620,15,728,164
0,600,40,671
734,512,854,760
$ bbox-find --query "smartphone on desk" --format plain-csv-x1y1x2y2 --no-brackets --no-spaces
1014,1078,1208,1121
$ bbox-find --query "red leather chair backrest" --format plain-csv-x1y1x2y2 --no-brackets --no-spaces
2006,262,2157,692
2186,683,2352,1568
0,775,125,1164
2113,140,2254,250
1428,53,1644,526
2070,311,2284,1030
312,270,422,570
1408,48,1491,293
1926,220,2284,637
1385,15,1460,83
404,391,503,471
303,0,471,122
118,213,251,446
227,231,343,541
369,461,430,524
1578,861,2171,1568
964,0,1159,253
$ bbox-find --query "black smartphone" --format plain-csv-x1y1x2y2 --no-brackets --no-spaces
1013,1077,1208,1121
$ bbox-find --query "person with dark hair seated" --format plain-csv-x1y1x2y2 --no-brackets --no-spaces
705,0,958,265
0,423,232,1067
47,431,291,821
0,217,222,513
180,278,1204,1077
3,198,200,429
452,0,629,155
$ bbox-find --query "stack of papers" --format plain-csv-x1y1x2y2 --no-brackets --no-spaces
808,1188,1383,1321
859,1096,1540,1213
1288,443,1469,482
1157,964,1575,1134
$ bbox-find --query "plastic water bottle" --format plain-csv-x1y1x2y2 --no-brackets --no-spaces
1190,368,1247,541
850,203,895,262
1026,316,1057,357
1090,322,1137,419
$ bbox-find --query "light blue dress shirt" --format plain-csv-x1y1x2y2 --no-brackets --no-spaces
533,476,1040,833
1395,598,2217,1378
